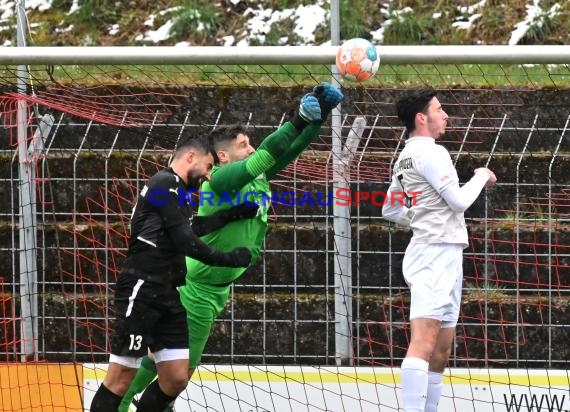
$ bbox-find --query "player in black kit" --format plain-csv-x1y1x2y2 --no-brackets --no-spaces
90,136,253,412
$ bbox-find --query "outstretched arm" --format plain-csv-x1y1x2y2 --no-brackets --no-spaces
208,121,306,194
209,94,323,194
209,83,343,193
265,122,321,179
266,83,344,179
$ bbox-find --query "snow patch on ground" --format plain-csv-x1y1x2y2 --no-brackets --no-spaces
237,0,328,46
0,0,563,47
453,0,486,31
509,0,561,45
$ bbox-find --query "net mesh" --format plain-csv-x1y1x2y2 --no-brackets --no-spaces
0,59,568,411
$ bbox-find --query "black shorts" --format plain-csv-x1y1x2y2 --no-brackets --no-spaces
110,274,188,358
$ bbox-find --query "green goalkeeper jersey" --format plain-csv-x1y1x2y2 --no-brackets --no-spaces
185,168,270,285
184,121,321,286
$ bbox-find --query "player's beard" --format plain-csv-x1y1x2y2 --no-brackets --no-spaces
439,119,448,138
439,123,448,138
428,117,447,139
186,171,204,190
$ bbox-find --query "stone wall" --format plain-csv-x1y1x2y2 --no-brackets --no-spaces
0,86,568,366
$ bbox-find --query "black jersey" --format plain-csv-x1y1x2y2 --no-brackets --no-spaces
121,167,234,286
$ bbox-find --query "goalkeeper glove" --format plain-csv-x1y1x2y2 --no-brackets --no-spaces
313,83,344,121
298,93,322,122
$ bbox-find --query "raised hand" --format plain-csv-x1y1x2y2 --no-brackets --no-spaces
299,93,322,122
475,167,497,188
313,82,344,120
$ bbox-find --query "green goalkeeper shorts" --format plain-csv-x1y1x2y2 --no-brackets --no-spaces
178,280,231,368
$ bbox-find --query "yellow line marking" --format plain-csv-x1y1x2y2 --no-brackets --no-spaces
82,366,569,387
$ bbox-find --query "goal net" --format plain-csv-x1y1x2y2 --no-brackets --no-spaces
0,46,568,412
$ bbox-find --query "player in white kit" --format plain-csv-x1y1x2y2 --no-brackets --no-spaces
382,88,497,412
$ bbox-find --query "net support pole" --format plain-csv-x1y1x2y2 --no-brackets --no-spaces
18,114,54,362
332,113,366,367
329,0,352,366
16,0,38,361
332,131,352,365
334,117,366,366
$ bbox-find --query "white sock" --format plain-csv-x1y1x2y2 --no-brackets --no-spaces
401,357,429,412
425,371,443,412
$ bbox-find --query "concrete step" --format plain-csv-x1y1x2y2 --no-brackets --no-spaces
0,291,567,365
1,222,567,289
2,86,569,154
1,151,567,220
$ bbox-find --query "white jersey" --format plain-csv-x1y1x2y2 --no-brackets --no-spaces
390,136,468,247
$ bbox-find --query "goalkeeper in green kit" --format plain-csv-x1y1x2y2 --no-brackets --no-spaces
119,83,343,411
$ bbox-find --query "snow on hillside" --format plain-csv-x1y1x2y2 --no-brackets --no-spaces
0,0,564,47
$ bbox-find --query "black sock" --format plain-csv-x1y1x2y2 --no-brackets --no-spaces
136,379,177,412
90,383,123,412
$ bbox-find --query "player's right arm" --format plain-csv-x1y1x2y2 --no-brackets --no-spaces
149,173,251,268
209,93,323,195
209,83,343,193
265,84,344,179
264,122,321,179
208,121,305,195
438,169,494,212
419,146,495,212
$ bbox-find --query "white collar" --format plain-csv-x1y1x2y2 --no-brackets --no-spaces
405,136,435,144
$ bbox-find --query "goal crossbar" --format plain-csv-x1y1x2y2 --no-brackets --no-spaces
1,45,570,65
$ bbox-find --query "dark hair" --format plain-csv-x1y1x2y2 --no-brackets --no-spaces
395,88,437,134
174,135,215,160
207,124,248,151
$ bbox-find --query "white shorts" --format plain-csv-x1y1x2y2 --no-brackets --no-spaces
152,348,189,364
402,243,464,326
109,354,142,369
109,348,188,369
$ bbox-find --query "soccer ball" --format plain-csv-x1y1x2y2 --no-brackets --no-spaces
336,38,380,82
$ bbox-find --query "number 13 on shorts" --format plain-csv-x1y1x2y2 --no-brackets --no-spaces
129,334,142,350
